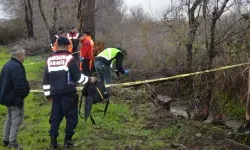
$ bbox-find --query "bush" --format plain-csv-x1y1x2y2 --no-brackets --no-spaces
12,38,50,56
0,18,26,45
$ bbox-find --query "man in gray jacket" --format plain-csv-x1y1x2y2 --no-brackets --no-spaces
0,45,30,149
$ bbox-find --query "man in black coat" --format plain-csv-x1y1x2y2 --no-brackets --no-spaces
0,45,30,149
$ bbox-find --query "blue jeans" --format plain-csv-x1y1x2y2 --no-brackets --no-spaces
94,61,111,84
49,93,78,137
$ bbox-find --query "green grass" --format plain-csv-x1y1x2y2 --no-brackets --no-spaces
0,46,46,82
0,93,176,149
0,47,10,66
24,61,45,82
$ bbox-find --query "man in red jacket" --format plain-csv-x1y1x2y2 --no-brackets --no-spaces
79,31,94,76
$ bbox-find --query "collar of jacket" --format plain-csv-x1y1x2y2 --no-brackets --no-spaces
54,50,71,54
11,57,24,66
10,57,26,77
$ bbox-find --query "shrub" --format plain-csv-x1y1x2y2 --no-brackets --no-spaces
11,38,50,56
0,18,25,44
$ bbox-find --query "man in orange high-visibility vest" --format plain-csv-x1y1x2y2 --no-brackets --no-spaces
52,29,73,53
67,26,80,57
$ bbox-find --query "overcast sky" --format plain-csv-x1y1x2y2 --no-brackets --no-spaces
0,0,171,19
124,0,171,19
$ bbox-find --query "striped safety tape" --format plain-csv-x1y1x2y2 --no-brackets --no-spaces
30,62,249,93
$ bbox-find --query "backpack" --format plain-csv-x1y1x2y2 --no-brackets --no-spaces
79,81,110,124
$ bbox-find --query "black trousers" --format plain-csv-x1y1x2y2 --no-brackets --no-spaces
49,93,78,137
81,59,94,76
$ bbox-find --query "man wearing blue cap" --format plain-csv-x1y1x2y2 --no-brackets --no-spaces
43,36,96,149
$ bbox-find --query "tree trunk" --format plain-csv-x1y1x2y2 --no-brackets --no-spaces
38,0,50,33
206,18,216,111
52,0,59,35
24,0,34,38
203,0,209,50
186,0,203,70
208,19,216,70
77,0,96,41
27,0,34,38
206,0,230,113
245,16,250,122
185,0,202,96
246,63,250,121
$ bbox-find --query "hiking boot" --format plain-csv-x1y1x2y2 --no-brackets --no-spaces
64,135,74,148
3,140,9,147
50,136,59,149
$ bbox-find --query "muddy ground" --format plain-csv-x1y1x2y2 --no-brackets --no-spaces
111,77,250,150
124,95,250,150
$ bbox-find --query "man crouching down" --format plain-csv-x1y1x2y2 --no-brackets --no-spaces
43,36,96,149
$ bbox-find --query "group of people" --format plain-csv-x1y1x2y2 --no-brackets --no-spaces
50,26,130,84
51,27,94,76
0,26,130,150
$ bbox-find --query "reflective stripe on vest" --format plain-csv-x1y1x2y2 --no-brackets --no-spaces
47,54,73,73
67,33,79,40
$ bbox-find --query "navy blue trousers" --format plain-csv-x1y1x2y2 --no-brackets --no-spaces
49,94,78,137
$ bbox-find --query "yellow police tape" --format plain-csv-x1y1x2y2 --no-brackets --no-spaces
0,61,45,70
0,51,78,69
30,62,249,93
23,61,45,66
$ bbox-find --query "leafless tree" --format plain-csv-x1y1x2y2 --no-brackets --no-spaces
52,0,59,34
129,6,145,22
206,0,230,110
186,0,203,70
38,0,49,32
23,0,34,38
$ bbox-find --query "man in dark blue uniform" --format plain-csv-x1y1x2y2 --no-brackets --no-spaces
43,36,96,149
